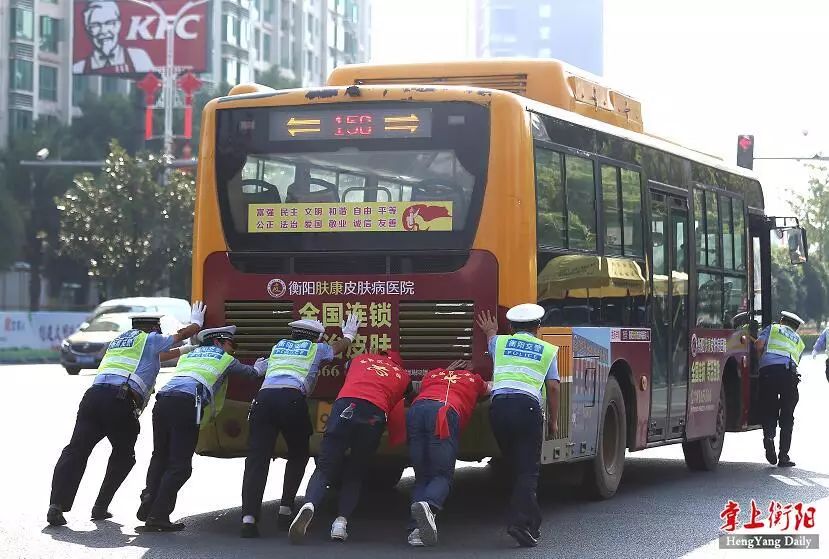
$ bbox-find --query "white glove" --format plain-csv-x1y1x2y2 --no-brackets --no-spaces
178,344,196,355
341,314,360,341
190,301,206,327
254,357,268,375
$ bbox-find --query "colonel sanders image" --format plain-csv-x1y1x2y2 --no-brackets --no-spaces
73,0,154,74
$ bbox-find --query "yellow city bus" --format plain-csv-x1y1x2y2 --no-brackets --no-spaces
192,59,806,496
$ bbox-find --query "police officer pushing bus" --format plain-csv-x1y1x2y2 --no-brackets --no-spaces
476,304,560,548
755,311,805,468
137,325,267,532
47,302,206,526
239,315,360,538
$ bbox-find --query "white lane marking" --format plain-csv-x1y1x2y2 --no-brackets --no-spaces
792,477,814,486
771,474,805,486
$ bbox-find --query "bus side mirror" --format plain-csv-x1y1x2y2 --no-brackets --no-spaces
787,228,807,265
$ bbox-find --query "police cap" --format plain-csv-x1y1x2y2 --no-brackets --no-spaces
198,325,237,343
780,311,804,327
505,303,545,324
129,312,164,327
289,319,325,339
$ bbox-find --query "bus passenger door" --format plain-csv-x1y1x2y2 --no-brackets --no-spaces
648,190,689,442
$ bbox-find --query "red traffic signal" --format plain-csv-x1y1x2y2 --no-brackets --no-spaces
737,135,754,169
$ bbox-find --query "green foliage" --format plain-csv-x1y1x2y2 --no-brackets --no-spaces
0,183,24,269
58,141,195,298
254,66,301,90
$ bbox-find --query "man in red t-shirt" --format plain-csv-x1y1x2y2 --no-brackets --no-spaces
406,360,489,547
290,350,411,544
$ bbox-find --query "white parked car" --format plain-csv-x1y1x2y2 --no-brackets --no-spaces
60,297,191,375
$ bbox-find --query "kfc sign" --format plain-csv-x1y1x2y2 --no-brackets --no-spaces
73,0,207,76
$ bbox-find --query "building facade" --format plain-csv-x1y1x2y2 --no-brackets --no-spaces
475,0,603,76
0,0,371,148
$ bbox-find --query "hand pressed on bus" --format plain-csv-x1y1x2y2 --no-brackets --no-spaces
329,314,360,356
476,310,498,342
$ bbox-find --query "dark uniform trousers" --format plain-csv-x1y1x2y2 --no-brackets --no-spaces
50,384,140,511
241,388,313,520
305,397,387,518
759,363,800,456
142,392,201,520
489,393,543,535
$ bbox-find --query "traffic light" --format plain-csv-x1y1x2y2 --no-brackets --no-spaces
737,135,754,170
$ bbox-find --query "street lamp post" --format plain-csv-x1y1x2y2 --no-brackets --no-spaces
129,0,209,156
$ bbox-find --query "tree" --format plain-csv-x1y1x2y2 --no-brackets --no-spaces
254,65,300,90
770,246,801,319
802,260,828,324
58,141,195,299
0,182,24,270
69,91,145,159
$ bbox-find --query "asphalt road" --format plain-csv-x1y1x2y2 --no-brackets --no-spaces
3,358,828,558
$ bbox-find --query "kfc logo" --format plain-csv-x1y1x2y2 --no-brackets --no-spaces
72,0,208,76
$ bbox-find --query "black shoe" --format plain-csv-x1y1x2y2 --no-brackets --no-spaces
91,506,113,521
137,492,153,522
139,517,186,532
507,525,538,548
764,438,777,465
778,456,796,468
240,523,260,538
277,512,293,531
47,505,66,527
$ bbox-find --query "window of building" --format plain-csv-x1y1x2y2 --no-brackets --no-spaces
240,19,250,49
224,14,238,45
40,16,59,53
307,13,314,35
222,58,238,84
539,4,552,18
10,59,33,91
73,75,90,105
280,35,291,67
239,62,250,83
39,65,58,101
11,8,34,40
264,0,273,20
263,32,272,62
255,28,261,52
306,49,313,73
102,75,119,94
540,26,550,40
9,109,33,132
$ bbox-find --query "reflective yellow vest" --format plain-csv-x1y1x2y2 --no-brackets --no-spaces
173,346,236,426
97,330,151,396
492,333,558,399
265,339,318,388
766,324,805,365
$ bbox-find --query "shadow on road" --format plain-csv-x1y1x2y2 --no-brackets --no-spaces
124,457,829,559
42,519,134,549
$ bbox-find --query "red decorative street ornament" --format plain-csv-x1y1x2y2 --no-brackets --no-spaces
177,71,203,140
136,72,163,141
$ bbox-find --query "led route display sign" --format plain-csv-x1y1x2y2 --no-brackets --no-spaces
269,108,432,141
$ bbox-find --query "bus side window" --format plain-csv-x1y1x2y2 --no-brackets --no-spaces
564,155,597,251
534,147,565,247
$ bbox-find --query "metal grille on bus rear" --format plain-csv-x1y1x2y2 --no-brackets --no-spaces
224,301,293,360
398,301,474,361
353,74,528,96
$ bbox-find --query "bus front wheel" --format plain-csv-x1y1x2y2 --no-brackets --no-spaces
582,376,627,499
682,385,726,471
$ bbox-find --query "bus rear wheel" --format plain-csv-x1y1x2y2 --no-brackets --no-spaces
682,385,726,471
582,376,627,499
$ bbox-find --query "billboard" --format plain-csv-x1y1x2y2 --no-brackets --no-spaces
72,0,208,76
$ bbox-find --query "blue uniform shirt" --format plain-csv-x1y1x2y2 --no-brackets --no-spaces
260,342,335,395
489,333,559,403
160,354,261,404
757,325,797,369
93,331,175,405
812,328,829,355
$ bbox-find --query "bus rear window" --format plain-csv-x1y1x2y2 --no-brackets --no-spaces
215,102,490,253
